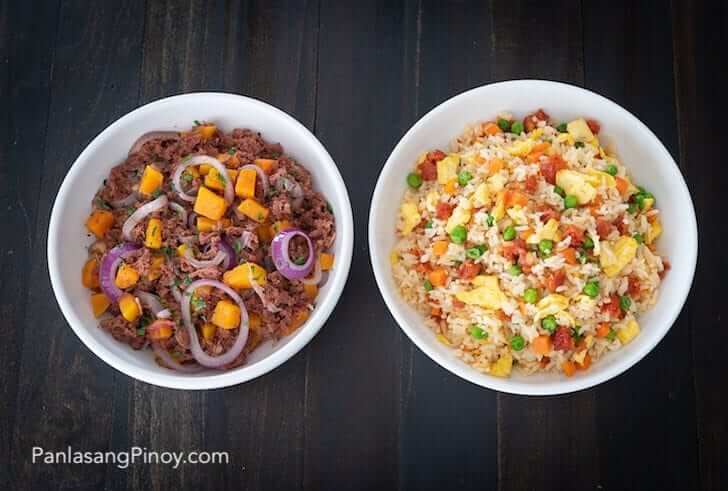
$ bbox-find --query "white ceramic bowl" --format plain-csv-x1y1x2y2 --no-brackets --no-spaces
369,80,697,395
48,93,353,390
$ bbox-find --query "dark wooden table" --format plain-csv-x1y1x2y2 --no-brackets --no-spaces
0,1,724,489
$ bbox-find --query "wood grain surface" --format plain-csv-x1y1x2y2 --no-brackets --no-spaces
0,1,723,490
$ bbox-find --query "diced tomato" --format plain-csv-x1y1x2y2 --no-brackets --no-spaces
586,119,601,134
562,225,585,247
613,214,629,235
596,219,613,239
553,326,575,351
458,261,481,280
544,269,566,292
497,310,510,321
561,247,578,265
428,150,446,162
435,202,453,219
518,251,535,273
523,109,550,132
539,154,567,185
539,356,550,368
525,175,539,193
452,298,465,309
628,276,641,296
601,294,624,320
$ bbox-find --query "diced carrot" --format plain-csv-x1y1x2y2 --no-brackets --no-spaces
526,142,550,163
488,158,505,175
86,210,114,238
483,122,502,135
519,228,534,241
90,292,111,317
562,360,577,377
444,178,458,194
577,353,592,370
428,268,448,287
518,300,527,316
430,306,442,317
532,335,553,356
82,258,100,289
561,247,577,265
319,253,335,271
615,176,629,195
257,224,274,242
505,189,528,207
432,240,449,256
596,322,611,338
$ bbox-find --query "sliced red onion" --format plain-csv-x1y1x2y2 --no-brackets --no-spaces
156,308,172,319
128,131,179,156
110,192,138,209
300,259,322,285
239,164,269,199
271,228,315,280
135,290,164,317
275,176,304,209
181,279,249,368
122,195,168,241
173,155,233,204
248,270,281,313
171,285,183,304
152,343,204,373
188,211,198,229
219,238,236,270
99,243,141,302
169,201,188,224
183,247,227,268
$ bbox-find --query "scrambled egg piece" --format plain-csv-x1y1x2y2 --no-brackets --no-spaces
389,250,399,265
555,310,576,328
617,319,640,344
487,173,507,193
455,275,506,309
446,198,472,233
527,218,560,244
424,190,440,212
506,140,534,157
646,219,662,244
529,128,544,140
437,154,460,184
567,118,595,142
599,236,639,277
399,202,421,235
491,190,506,220
490,352,513,377
584,168,616,188
506,206,528,225
556,133,575,145
556,169,597,205
573,349,588,365
534,294,569,323
471,183,490,208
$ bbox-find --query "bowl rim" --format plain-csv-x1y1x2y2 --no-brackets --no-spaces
368,79,698,396
47,92,354,390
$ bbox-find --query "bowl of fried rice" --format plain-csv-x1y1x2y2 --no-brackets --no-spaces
369,80,697,395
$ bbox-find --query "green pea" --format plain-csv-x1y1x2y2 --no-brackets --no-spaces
538,239,553,256
511,335,525,351
605,164,618,176
633,233,644,244
497,118,511,131
564,195,578,209
583,280,600,298
458,170,473,186
503,226,516,241
556,122,568,133
510,121,524,135
407,172,423,189
627,202,639,214
469,324,487,339
554,185,566,197
466,244,487,259
619,295,632,311
523,288,539,304
541,315,557,334
508,264,522,276
486,214,495,227
450,225,467,244
582,236,594,249
423,280,433,292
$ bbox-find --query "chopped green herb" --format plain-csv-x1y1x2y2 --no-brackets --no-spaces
628,202,639,214
575,141,585,148
458,170,473,186
190,295,206,312
633,233,644,244
425,220,434,229
538,239,553,257
556,122,568,133
619,295,632,311
497,118,511,132
326,201,334,213
293,256,307,265
94,196,112,210
257,212,264,221
553,185,565,197
194,120,201,126
486,214,495,227
577,249,588,264
228,147,237,155
423,279,433,292
582,236,594,249
136,327,146,336
215,172,227,184
233,241,242,254
182,276,192,286
571,326,583,343
182,172,194,183
151,188,163,199
127,206,136,216
161,246,175,257
606,329,617,341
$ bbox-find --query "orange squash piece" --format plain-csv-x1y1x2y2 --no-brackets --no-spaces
86,210,114,238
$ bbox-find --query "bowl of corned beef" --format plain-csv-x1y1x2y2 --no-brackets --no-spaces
48,93,353,389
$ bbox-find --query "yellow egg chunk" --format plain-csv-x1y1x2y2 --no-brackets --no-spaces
455,275,506,309
617,319,640,344
567,118,595,142
211,299,241,330
491,190,506,220
436,154,460,184
556,169,596,205
527,218,560,244
600,236,639,277
490,353,513,377
646,219,662,244
445,198,472,233
398,202,421,235
194,186,228,220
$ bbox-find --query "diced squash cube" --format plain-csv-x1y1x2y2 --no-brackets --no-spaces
198,164,212,175
235,168,257,198
617,319,640,344
223,262,267,289
197,124,217,140
82,258,100,289
115,263,139,289
197,216,216,232
177,243,188,257
211,299,241,330
282,309,309,336
147,255,165,281
272,220,293,235
237,198,269,223
257,224,274,242
217,153,241,167
201,322,217,341
148,320,174,340
204,167,235,191
86,210,114,238
118,293,141,322
194,186,228,220
90,292,111,317
303,283,318,299
249,312,262,331
139,165,164,196
319,253,335,271
254,158,277,173
144,218,163,249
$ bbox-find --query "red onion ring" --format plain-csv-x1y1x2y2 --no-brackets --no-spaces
181,279,249,368
135,290,164,317
152,343,204,373
300,259,322,285
239,164,269,199
270,228,315,280
156,308,172,319
219,238,237,270
188,212,198,229
110,192,138,209
172,155,234,204
275,176,304,209
183,247,227,269
99,243,141,302
248,272,281,313
171,285,183,304
169,201,188,224
122,195,168,241
128,131,179,156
